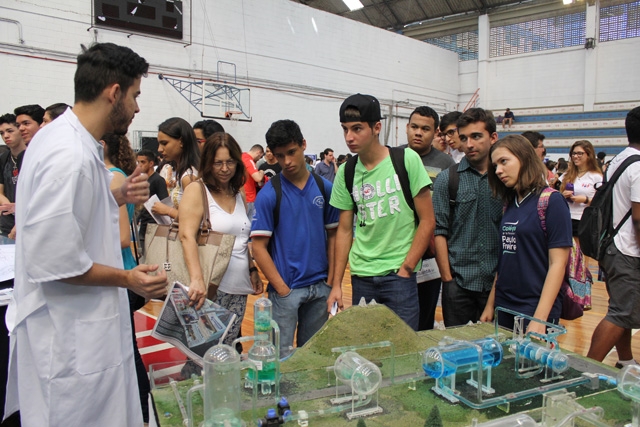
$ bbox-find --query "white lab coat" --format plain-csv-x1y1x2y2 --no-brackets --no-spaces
4,109,143,426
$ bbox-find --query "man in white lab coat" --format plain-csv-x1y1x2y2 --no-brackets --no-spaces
4,43,168,426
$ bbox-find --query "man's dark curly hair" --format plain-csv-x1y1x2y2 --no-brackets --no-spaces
265,120,304,151
0,114,18,127
75,43,149,103
14,105,44,124
102,133,137,176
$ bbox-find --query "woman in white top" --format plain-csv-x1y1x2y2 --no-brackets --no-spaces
559,140,603,239
179,132,262,344
153,117,200,219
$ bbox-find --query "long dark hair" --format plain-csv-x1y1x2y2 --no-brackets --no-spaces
488,135,548,204
200,133,245,195
560,140,601,192
158,117,200,183
102,133,136,175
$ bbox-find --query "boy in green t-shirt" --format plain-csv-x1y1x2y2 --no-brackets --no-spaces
328,93,435,330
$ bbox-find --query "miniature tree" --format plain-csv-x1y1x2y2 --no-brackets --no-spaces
424,405,443,427
356,419,367,427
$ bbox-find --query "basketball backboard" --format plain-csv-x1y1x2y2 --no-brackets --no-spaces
201,82,251,122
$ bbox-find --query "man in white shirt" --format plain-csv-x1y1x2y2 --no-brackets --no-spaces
5,43,168,426
587,106,640,367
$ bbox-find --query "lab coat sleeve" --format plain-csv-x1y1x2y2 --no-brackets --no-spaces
21,170,95,283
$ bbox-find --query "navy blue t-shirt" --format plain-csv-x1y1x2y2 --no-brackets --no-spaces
495,191,572,321
250,173,339,290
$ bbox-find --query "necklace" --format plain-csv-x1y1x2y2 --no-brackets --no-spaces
515,190,533,208
10,154,18,184
577,170,588,178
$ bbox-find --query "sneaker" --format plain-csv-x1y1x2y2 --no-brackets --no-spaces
615,360,638,369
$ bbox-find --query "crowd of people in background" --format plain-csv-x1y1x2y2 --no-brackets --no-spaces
1,41,639,427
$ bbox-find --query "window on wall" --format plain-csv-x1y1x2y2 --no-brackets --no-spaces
490,12,586,57
94,0,183,39
424,31,478,61
600,1,640,42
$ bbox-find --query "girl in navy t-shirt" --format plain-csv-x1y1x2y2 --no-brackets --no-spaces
480,135,572,335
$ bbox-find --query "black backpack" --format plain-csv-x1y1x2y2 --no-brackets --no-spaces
577,154,640,261
270,171,327,229
344,146,419,226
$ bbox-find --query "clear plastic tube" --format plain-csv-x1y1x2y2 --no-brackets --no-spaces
469,413,537,427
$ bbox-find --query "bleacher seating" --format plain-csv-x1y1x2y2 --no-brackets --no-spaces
493,101,638,156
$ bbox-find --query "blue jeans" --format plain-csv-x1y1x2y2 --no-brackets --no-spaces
351,273,420,331
269,280,331,359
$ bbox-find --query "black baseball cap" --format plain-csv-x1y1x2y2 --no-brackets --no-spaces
339,93,382,123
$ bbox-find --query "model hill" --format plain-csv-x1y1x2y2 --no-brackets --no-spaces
281,303,434,373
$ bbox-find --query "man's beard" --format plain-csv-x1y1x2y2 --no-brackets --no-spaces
109,98,130,136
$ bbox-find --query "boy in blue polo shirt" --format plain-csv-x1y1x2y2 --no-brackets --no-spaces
251,120,339,359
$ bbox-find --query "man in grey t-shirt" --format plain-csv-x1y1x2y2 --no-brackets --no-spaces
401,106,454,330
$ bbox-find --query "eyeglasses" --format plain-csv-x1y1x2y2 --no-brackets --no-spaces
213,160,237,169
571,151,586,157
443,129,457,137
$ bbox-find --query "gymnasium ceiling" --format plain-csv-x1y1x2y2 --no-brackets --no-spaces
289,0,581,37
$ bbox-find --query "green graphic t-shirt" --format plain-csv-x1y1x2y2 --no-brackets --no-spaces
330,148,431,276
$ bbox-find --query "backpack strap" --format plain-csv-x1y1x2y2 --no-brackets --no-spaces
343,147,419,225
446,163,460,231
388,147,419,226
272,171,327,230
344,154,359,213
603,154,640,186
605,154,640,240
536,187,555,235
271,173,283,230
310,171,327,205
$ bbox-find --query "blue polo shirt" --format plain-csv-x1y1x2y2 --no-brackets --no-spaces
251,173,339,290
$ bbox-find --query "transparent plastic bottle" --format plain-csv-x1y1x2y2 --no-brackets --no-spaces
246,297,277,394
334,351,382,396
423,337,503,379
202,344,245,427
518,341,568,373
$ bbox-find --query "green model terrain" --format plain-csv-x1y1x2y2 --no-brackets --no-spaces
152,304,632,426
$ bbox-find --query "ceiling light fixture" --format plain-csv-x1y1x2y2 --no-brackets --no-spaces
563,0,573,4
343,0,365,12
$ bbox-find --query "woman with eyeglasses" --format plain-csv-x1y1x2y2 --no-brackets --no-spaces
559,140,603,239
178,132,262,345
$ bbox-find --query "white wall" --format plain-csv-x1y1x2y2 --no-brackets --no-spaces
595,37,640,105
483,47,587,109
468,9,640,112
479,39,640,111
0,0,459,155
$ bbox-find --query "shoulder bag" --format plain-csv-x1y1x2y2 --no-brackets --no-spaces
144,180,235,299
